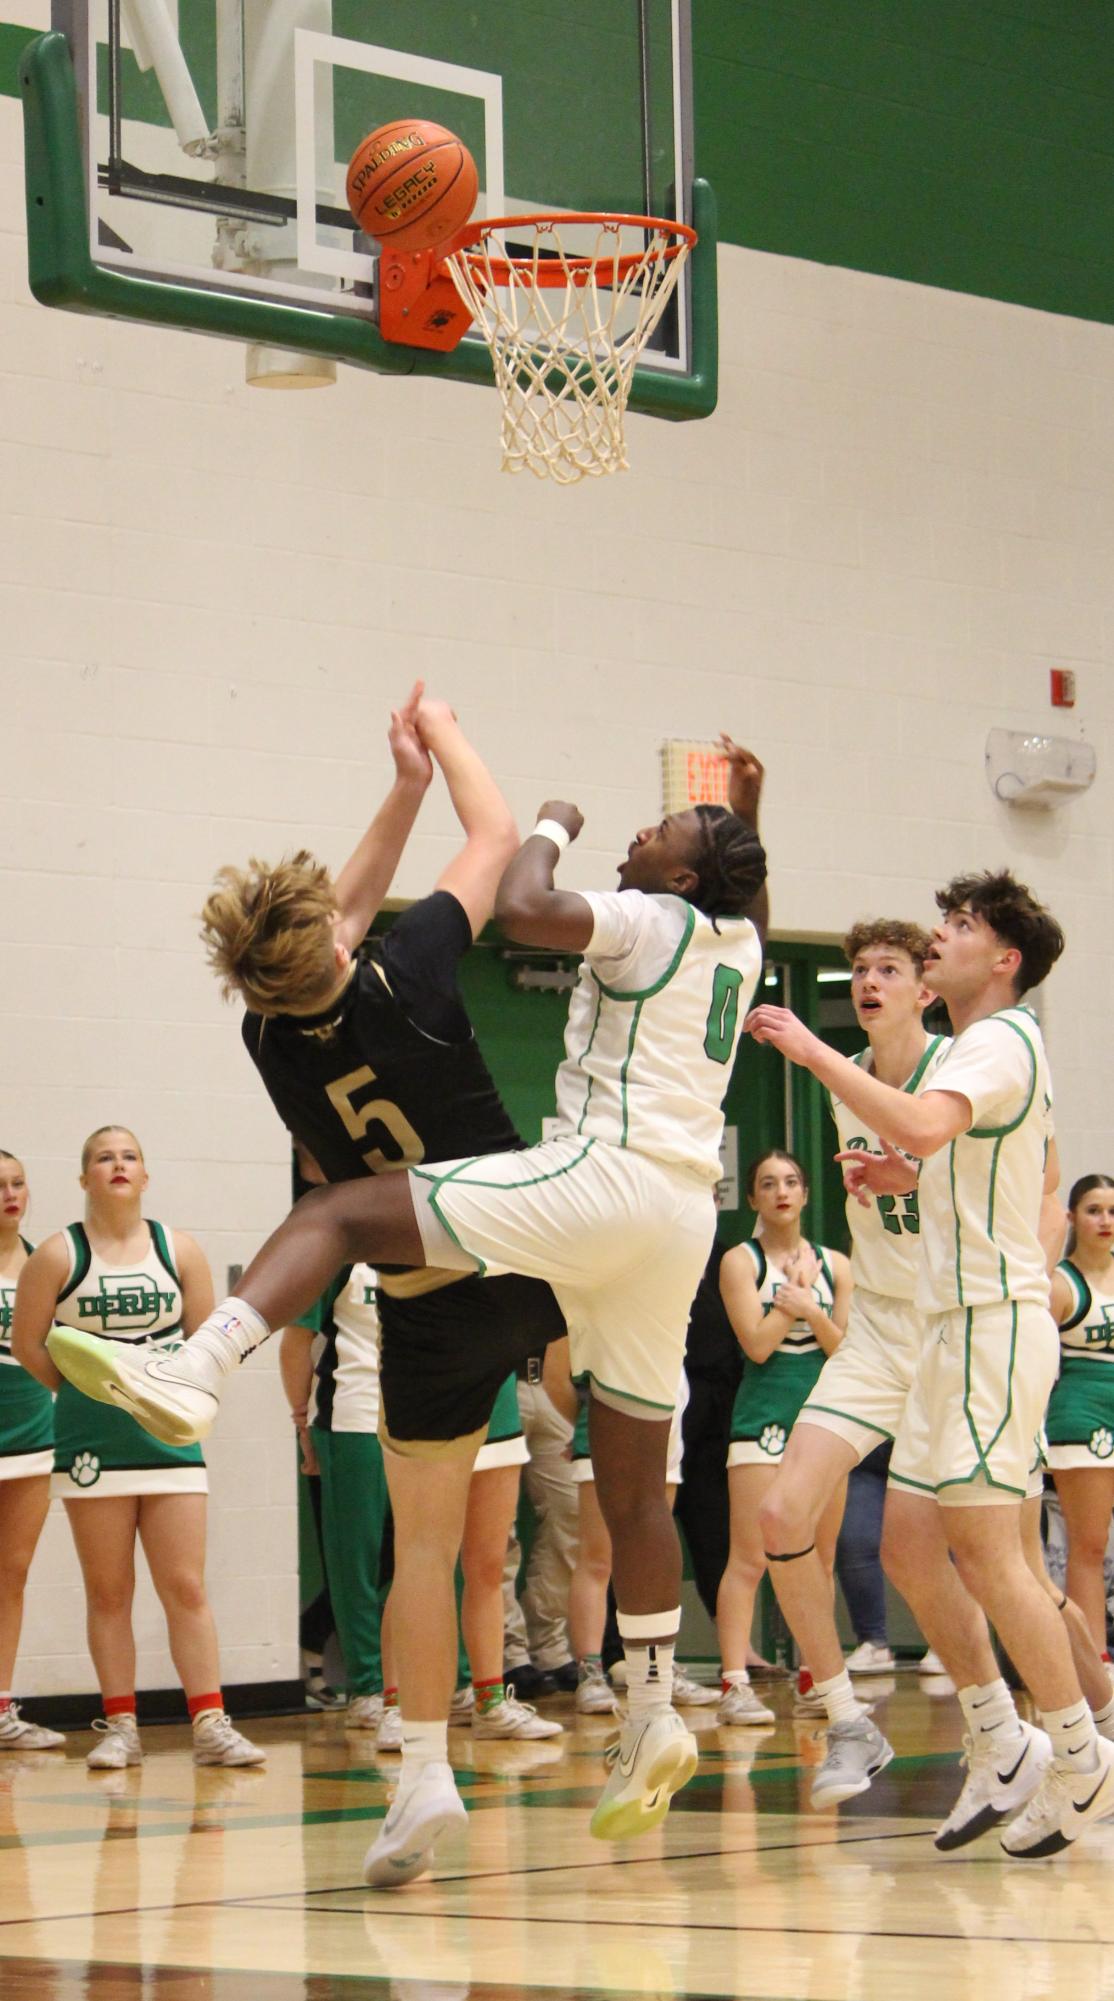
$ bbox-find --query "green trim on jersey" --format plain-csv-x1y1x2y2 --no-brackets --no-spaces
948,1011,1039,1305
905,1035,947,1092
57,1224,92,1302
961,1303,1018,1478
148,1219,180,1289
592,900,696,1004
574,1366,673,1414
590,901,698,1151
804,1401,893,1441
616,999,645,1146
949,1142,963,1306
574,987,604,1136
1058,1260,1091,1333
413,1139,599,1281
968,1013,1038,1140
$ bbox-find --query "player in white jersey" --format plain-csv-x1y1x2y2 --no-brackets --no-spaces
756,921,948,1800
52,732,769,1845
749,870,1114,1858
1046,1174,1114,1654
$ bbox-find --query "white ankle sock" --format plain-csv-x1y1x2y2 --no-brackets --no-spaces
192,1297,272,1372
1041,1701,1099,1771
958,1678,1024,1753
814,1669,862,1726
398,1719,449,1793
617,1608,681,1724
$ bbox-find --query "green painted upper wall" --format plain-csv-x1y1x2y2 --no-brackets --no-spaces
695,0,1114,322
6,5,1114,322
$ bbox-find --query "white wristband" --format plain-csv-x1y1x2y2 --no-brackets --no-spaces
532,818,571,853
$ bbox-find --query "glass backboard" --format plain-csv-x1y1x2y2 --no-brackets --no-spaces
23,1,715,417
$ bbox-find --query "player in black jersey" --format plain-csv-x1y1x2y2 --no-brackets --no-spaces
205,688,564,1882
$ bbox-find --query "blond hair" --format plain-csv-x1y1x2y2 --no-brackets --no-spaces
200,851,340,1016
843,918,933,976
81,1127,144,1174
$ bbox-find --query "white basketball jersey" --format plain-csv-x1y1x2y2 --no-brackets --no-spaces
829,1033,951,1301
1056,1260,1114,1361
917,1007,1054,1313
553,891,763,1183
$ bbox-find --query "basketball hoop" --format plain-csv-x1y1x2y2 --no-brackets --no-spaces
443,213,697,484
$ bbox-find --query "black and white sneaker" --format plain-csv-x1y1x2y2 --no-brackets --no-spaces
1000,1734,1114,1858
935,1720,1052,1851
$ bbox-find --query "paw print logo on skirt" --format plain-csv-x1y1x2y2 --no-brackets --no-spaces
1089,1427,1114,1461
69,1451,101,1487
758,1424,787,1457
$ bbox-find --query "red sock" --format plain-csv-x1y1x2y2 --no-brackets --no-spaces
104,1694,137,1718
474,1677,504,1713
0,1693,12,1715
382,1686,398,1710
187,1691,224,1721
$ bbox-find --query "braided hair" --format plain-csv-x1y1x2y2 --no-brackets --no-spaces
688,805,767,924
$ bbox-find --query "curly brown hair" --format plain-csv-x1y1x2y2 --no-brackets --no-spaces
843,919,933,975
935,870,1065,996
200,851,341,1017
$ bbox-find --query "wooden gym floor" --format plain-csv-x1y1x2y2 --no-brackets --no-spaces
0,1677,1109,2001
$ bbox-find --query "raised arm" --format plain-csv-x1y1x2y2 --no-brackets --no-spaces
333,682,433,952
493,798,595,951
12,1237,69,1392
416,700,520,938
720,735,769,947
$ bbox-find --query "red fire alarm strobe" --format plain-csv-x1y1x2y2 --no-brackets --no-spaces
1051,669,1076,708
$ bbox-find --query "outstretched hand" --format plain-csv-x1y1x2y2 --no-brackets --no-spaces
745,1004,819,1069
719,736,764,824
389,680,433,787
835,1139,919,1205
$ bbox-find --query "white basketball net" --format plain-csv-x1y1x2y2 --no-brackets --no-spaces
445,217,694,485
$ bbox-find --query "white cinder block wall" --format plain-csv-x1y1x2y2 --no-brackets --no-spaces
3,59,1113,1692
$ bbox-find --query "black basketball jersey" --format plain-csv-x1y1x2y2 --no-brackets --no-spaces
242,891,523,1192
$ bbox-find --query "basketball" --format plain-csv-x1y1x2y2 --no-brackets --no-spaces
346,119,478,252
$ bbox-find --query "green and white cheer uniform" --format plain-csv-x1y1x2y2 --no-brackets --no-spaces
0,1237,54,1480
891,1006,1059,1504
727,1242,837,1467
798,1035,950,1459
571,1370,689,1486
1045,1260,1114,1470
410,889,763,1415
51,1221,206,1498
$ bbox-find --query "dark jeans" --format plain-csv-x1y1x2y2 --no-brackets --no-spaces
835,1441,891,1645
674,1372,737,1619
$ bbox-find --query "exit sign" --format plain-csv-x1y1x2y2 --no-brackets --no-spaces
661,739,730,813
